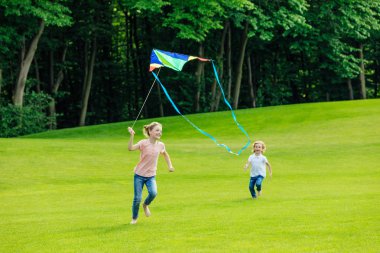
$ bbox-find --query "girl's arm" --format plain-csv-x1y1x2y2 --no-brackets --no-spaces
162,150,175,172
128,127,140,151
266,161,272,177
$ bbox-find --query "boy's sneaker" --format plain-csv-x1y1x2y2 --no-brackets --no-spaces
143,203,151,217
258,191,262,196
130,219,137,225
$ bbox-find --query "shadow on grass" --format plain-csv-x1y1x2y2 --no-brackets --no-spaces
229,197,255,203
209,197,259,209
65,223,133,235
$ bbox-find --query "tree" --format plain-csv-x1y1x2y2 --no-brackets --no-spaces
2,0,380,136
307,0,380,100
232,0,310,108
0,0,72,107
343,0,380,99
117,0,169,119
210,20,229,112
66,0,113,126
162,0,226,112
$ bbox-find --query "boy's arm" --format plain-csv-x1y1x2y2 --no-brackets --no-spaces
162,150,175,172
128,127,140,151
244,160,250,171
266,161,272,177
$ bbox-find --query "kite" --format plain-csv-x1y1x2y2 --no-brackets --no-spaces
147,48,251,155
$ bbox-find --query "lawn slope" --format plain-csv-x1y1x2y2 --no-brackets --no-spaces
1,99,379,252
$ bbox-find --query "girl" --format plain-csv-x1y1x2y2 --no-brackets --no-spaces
128,122,174,224
244,140,272,199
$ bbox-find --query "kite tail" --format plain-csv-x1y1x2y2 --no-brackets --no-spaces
211,61,251,154
152,66,251,155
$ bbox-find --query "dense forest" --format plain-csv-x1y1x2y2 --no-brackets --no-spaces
1,0,379,137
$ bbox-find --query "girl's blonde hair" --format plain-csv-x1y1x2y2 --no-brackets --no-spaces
252,140,266,153
143,122,162,137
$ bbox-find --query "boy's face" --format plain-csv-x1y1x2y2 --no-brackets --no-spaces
254,144,263,153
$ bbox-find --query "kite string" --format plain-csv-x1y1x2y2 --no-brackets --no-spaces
130,68,161,129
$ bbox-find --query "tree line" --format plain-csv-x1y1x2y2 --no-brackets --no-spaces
1,0,379,137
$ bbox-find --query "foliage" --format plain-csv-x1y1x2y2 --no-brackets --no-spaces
0,0,72,26
0,92,54,137
1,0,380,133
162,0,225,42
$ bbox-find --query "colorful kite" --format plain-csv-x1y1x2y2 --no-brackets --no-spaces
149,49,251,155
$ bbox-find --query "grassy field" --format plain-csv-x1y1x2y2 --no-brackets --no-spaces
1,99,379,252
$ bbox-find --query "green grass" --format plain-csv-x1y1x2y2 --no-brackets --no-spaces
1,99,380,252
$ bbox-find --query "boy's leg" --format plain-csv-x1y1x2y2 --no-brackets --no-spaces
143,176,157,217
131,174,144,223
249,177,257,198
256,176,264,196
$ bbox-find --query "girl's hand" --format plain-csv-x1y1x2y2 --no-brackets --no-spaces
169,167,175,172
128,127,135,136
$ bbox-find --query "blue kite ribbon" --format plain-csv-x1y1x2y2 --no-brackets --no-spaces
152,61,251,155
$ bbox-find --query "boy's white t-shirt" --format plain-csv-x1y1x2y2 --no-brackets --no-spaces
248,153,268,177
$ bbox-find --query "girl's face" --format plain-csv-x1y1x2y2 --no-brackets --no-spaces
254,143,263,154
149,125,162,139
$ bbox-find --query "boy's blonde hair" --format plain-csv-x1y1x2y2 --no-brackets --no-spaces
143,122,162,137
252,140,266,153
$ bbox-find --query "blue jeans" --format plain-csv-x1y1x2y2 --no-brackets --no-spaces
132,174,157,219
249,175,264,198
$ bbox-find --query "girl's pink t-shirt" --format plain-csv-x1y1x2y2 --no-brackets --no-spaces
134,139,166,177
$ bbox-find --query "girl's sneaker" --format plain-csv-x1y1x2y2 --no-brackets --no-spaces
143,204,151,217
